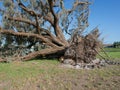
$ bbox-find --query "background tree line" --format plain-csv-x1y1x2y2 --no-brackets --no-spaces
113,41,120,48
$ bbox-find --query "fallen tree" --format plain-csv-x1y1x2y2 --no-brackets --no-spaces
0,0,101,63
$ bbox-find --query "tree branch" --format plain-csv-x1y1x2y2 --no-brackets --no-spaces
4,15,65,46
48,0,59,36
19,2,36,16
6,16,55,40
18,1,68,46
48,0,58,23
7,16,36,26
19,2,40,34
35,15,40,34
7,16,41,34
47,0,68,45
18,2,54,25
21,47,65,61
68,1,90,14
37,28,65,46
0,29,58,48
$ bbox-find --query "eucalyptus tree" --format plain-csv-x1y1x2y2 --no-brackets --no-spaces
0,0,90,61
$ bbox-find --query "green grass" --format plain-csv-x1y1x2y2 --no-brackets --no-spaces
98,48,120,59
106,52,120,58
99,52,120,59
0,60,58,79
104,47,120,52
0,60,120,90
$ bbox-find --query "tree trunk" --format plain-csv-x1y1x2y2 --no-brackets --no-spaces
21,47,66,61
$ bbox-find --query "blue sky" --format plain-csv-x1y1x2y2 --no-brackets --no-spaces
64,0,120,44
88,0,120,44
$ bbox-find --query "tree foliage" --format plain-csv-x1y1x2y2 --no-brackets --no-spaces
113,41,120,48
0,0,101,62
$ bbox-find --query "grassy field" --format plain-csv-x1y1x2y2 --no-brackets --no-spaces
104,48,120,52
98,48,120,59
98,51,120,59
0,60,120,90
0,48,120,90
101,52,120,59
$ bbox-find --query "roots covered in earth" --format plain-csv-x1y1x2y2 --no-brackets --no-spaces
63,29,102,64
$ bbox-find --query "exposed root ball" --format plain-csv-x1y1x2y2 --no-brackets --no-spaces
64,29,101,64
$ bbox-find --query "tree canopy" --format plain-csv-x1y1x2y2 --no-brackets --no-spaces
0,0,101,63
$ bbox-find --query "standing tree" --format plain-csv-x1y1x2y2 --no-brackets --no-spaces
0,0,101,63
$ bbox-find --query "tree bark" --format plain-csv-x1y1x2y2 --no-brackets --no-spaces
21,47,65,61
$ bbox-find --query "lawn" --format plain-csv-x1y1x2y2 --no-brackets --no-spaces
105,52,120,58
106,48,120,58
0,60,120,90
99,52,120,59
98,48,120,59
104,48,120,52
